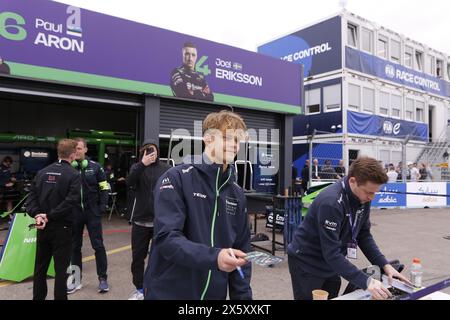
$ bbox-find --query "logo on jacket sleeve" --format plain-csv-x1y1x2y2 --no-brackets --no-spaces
160,177,174,190
324,219,338,232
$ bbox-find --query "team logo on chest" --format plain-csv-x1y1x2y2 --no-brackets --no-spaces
225,197,238,216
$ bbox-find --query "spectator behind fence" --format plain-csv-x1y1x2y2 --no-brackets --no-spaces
320,160,336,180
443,150,449,162
312,159,321,180
386,164,398,183
335,160,345,180
301,160,310,193
425,162,433,181
396,162,403,181
409,162,420,182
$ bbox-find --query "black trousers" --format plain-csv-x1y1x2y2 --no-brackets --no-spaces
71,211,107,280
288,255,341,300
33,225,72,300
131,223,153,290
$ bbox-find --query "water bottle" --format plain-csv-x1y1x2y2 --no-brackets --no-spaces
410,258,423,288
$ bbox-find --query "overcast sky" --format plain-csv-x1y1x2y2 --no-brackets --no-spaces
55,0,450,55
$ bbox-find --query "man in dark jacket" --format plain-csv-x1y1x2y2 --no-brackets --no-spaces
69,138,110,294
335,159,346,179
26,139,80,300
288,157,410,300
0,156,15,213
126,139,171,300
319,160,336,180
312,158,321,180
300,159,310,194
143,110,252,300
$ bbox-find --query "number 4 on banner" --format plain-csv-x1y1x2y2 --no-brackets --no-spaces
196,56,211,76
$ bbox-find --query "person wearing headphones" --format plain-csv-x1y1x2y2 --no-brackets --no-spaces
68,137,110,294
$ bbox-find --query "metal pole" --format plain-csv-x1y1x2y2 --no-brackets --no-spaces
308,130,316,189
402,135,411,183
167,129,174,165
243,140,249,191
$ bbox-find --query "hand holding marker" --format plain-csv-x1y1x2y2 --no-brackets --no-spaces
229,248,245,279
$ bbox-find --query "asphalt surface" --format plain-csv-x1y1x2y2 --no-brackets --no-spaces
0,207,449,300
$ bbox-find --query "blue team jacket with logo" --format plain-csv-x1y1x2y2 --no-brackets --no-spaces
288,177,389,290
143,155,252,300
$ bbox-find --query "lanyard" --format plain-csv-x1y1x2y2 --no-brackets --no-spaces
341,181,359,242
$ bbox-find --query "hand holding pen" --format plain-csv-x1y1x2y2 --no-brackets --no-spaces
217,248,247,278
228,248,245,279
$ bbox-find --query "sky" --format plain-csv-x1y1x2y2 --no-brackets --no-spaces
55,0,450,55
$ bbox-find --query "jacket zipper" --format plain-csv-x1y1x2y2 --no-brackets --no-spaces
79,169,84,211
216,170,232,217
200,167,232,300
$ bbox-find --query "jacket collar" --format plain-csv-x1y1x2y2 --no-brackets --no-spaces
343,177,361,206
58,159,71,165
183,154,236,186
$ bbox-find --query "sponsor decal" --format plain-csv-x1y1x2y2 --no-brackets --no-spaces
182,166,194,174
225,197,238,216
193,192,207,199
324,219,338,231
281,42,333,62
382,121,401,135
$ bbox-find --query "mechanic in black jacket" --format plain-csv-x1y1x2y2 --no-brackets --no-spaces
26,139,80,300
126,139,171,300
288,156,411,300
69,137,110,294
143,110,251,300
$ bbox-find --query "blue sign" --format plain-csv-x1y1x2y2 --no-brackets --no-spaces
372,183,407,207
447,183,450,206
258,16,342,77
347,111,428,141
346,47,450,99
253,150,277,193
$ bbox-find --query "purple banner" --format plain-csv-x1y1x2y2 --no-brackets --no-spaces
0,0,302,113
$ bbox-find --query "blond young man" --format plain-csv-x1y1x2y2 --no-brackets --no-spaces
143,110,252,300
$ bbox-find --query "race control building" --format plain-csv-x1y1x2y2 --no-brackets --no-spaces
259,10,450,181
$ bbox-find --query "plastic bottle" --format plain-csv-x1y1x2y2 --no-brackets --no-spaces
410,258,423,288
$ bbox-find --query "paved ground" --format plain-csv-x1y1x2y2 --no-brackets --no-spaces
0,207,449,300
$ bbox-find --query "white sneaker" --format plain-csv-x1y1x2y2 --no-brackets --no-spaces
67,283,83,294
67,274,82,294
128,290,144,300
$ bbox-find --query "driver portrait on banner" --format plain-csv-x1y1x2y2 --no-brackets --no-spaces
170,41,214,102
